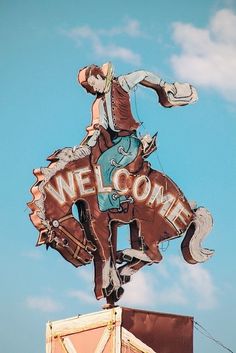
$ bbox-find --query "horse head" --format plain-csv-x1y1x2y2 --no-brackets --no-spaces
28,148,97,267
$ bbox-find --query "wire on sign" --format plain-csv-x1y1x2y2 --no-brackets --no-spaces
194,320,234,353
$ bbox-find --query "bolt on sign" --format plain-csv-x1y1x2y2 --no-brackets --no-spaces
28,62,214,305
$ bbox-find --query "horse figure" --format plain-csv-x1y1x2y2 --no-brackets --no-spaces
28,132,214,304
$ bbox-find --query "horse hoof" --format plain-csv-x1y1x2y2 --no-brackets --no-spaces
120,275,131,284
109,287,124,302
116,251,124,264
115,287,124,301
102,283,114,297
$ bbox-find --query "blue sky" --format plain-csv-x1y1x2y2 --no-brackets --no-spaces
1,0,236,352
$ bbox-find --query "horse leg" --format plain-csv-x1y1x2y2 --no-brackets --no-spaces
137,219,163,263
107,222,125,302
91,218,122,301
117,220,155,283
118,259,148,284
90,217,112,299
118,219,163,283
116,220,143,263
117,220,162,263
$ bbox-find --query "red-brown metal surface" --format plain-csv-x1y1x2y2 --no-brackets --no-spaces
122,307,193,353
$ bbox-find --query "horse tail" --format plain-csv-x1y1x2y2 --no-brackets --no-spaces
181,207,214,264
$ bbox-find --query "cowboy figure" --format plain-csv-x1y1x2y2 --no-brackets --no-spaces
77,63,197,212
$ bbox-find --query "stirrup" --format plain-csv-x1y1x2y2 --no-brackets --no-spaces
120,275,131,284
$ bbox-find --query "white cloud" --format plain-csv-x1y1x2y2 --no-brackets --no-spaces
119,271,156,307
98,19,143,38
210,8,236,43
155,262,171,279
76,266,93,283
95,43,141,66
155,284,188,306
169,256,218,309
170,9,236,101
67,290,95,305
26,296,63,312
62,19,142,65
119,265,187,308
119,256,217,310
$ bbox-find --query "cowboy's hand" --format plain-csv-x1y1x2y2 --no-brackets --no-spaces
163,82,176,94
141,134,152,150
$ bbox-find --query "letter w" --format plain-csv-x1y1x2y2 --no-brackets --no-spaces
45,172,75,205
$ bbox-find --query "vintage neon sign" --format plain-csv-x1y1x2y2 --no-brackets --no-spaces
28,63,214,304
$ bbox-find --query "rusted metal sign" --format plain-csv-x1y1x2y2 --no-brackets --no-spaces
28,63,214,304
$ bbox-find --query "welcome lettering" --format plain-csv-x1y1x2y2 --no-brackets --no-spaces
45,166,191,232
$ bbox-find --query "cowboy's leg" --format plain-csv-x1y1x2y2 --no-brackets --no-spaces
96,142,125,211
97,136,140,211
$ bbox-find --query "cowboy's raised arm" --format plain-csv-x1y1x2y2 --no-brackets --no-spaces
118,70,198,108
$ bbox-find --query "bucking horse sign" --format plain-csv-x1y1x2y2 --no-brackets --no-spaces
28,63,214,304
